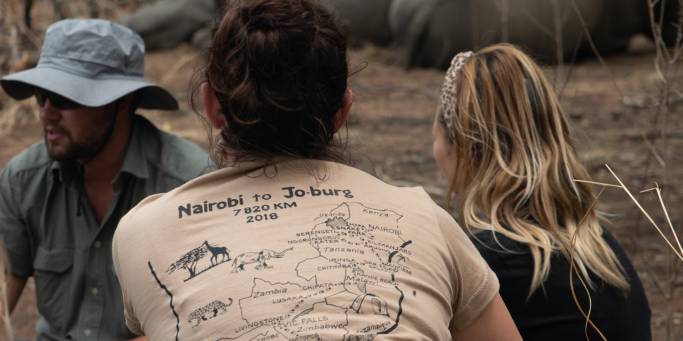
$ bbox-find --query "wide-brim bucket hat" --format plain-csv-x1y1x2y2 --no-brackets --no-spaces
1,19,178,110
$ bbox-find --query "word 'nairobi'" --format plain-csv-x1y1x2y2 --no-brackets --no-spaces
178,195,244,219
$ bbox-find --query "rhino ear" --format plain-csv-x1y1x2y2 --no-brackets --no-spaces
334,87,353,133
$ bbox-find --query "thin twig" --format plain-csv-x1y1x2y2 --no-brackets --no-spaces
640,187,660,194
521,8,554,39
640,132,667,167
573,179,623,189
605,164,683,261
654,185,683,256
569,186,608,341
557,28,583,100
494,0,510,42
638,183,683,256
649,0,669,83
550,0,564,87
569,0,625,101
5,1,40,49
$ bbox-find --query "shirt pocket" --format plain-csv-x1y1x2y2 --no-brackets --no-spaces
33,247,74,333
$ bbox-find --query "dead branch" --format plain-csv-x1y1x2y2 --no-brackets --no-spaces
569,0,626,101
550,0,565,84
605,164,683,262
494,0,510,42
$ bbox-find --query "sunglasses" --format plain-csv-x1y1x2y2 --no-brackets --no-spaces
34,89,85,110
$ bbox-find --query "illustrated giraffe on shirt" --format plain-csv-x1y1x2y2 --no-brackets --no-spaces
203,241,231,265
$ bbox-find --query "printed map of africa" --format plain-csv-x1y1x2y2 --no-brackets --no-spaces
219,202,413,340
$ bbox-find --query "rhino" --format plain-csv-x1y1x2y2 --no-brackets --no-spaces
120,0,393,50
118,0,680,68
389,0,602,68
319,0,393,46
22,0,99,29
119,0,221,50
588,0,680,56
388,0,680,68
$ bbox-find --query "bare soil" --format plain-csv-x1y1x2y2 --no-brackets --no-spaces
1,2,682,340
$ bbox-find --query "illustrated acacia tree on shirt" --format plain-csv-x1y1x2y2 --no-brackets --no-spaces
167,245,209,280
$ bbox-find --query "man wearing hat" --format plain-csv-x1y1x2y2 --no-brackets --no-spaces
0,19,211,340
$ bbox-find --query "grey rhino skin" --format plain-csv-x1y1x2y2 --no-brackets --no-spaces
118,0,679,69
120,0,219,51
588,0,679,56
319,0,393,46
389,0,438,63
121,0,393,50
392,0,680,68
393,0,603,68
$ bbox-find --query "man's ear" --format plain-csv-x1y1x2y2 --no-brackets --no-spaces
201,82,226,129
334,87,353,133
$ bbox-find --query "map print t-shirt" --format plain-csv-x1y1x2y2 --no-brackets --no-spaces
113,160,499,340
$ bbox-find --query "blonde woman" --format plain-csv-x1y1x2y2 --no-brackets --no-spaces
432,44,651,340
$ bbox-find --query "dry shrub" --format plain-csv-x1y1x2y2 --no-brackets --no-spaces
0,102,39,135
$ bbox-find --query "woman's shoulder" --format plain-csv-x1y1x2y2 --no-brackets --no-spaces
471,230,530,256
599,227,632,262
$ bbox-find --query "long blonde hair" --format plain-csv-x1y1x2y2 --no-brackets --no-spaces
440,44,629,295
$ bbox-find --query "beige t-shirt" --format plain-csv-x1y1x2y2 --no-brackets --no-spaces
113,160,498,340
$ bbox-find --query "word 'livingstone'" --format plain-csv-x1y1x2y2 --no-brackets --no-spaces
178,195,245,219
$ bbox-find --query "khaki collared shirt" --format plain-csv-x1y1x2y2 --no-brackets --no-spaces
0,115,212,341
114,159,499,340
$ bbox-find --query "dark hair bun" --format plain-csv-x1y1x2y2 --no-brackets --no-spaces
207,0,348,160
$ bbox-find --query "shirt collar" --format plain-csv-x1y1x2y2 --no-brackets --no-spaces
210,157,337,181
50,158,78,184
117,114,151,180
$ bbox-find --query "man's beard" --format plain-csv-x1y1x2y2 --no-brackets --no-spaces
45,118,117,162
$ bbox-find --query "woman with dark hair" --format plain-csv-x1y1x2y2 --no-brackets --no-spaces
432,44,651,340
112,1,521,340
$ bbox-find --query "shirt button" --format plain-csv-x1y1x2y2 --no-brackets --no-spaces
83,329,91,336
91,287,99,296
94,241,102,248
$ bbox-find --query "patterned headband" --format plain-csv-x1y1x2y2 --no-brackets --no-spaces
439,51,474,142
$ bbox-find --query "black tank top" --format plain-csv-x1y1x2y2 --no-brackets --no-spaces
472,228,651,341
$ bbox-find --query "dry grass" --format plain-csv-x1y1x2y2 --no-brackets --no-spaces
574,175,682,263
565,1,682,338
